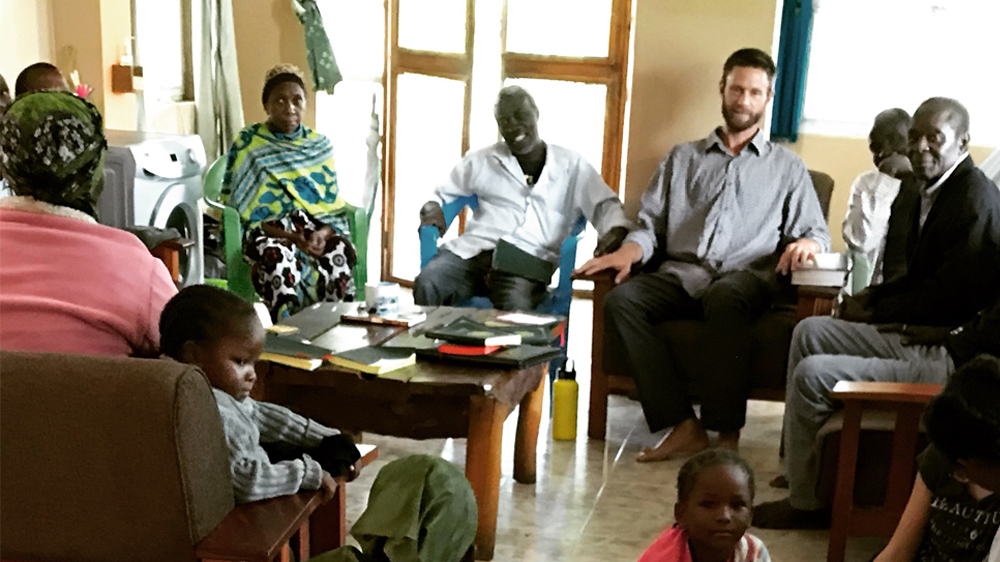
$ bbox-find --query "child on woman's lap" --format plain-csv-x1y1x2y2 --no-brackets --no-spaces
160,285,361,504
638,449,769,562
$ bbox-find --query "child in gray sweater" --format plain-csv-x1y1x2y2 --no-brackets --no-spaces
159,285,360,504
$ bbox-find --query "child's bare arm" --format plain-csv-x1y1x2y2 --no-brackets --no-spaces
874,474,931,562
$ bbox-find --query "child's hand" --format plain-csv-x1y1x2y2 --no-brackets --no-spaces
345,461,362,482
319,471,339,503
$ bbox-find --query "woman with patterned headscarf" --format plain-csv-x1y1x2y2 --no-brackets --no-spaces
0,91,176,356
222,63,355,321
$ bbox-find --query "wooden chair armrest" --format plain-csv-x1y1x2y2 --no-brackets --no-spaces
196,445,378,561
796,285,840,321
153,237,196,252
357,443,378,467
831,381,943,405
196,491,324,561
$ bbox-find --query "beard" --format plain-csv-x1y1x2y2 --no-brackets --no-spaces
722,103,764,133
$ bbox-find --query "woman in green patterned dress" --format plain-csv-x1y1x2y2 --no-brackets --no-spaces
222,64,355,320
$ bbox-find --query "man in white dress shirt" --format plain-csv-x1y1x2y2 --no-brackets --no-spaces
842,108,912,287
414,86,631,311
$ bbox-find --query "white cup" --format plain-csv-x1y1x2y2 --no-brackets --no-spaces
365,282,400,316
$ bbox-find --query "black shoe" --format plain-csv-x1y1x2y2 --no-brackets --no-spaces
753,498,831,530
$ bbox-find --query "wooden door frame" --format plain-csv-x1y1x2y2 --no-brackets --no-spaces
382,0,476,287
381,0,633,286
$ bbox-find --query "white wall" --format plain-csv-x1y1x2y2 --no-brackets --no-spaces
0,0,56,82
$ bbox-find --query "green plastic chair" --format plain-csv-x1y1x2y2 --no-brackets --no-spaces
202,156,368,303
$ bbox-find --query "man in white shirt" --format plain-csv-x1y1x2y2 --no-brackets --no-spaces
414,86,631,311
842,108,912,287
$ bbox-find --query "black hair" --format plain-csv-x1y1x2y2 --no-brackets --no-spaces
14,62,62,97
261,72,306,106
871,108,912,153
159,285,258,359
925,355,1000,464
722,48,776,86
496,85,538,113
915,96,971,137
677,448,756,503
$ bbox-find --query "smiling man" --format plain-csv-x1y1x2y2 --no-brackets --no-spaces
414,85,631,311
575,48,829,462
755,97,1000,530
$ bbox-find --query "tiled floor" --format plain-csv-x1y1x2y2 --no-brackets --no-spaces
341,298,887,561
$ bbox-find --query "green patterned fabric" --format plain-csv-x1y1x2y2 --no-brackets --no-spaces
0,91,106,218
308,455,477,562
292,0,342,93
221,122,345,229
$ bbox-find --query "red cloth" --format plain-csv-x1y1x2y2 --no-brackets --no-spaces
0,208,177,356
637,525,769,562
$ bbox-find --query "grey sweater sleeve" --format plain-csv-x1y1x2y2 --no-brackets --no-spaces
213,390,327,504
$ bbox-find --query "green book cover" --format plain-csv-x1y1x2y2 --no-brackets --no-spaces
328,346,416,375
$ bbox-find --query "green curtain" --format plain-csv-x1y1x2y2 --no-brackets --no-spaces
770,0,814,143
292,0,342,94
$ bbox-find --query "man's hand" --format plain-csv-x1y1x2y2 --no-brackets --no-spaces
595,226,629,256
838,294,874,323
776,238,821,275
419,201,447,236
574,242,643,284
319,471,339,503
877,152,913,179
877,323,951,346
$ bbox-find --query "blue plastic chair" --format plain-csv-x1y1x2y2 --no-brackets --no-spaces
418,194,586,375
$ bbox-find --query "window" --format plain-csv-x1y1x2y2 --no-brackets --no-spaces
801,0,1000,145
133,0,192,103
383,0,633,285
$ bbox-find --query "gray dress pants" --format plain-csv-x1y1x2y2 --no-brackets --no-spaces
783,316,953,510
413,249,547,312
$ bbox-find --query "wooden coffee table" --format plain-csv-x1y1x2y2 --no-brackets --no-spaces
254,305,565,560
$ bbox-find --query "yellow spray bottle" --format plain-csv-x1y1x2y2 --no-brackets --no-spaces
552,360,578,441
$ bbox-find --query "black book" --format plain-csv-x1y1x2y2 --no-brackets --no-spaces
423,317,523,346
416,345,564,369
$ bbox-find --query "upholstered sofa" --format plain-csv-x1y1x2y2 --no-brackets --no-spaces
0,351,369,562
586,170,836,439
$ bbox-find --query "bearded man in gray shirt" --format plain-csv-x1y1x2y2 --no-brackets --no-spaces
577,48,829,461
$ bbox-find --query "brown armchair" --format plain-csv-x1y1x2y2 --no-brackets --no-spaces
0,351,376,562
585,170,836,440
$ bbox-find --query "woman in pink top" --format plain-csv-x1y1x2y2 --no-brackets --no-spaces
0,91,176,356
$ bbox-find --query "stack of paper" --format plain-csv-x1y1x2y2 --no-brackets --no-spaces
791,252,849,287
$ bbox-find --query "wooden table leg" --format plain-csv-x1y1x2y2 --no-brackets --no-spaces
466,395,506,561
309,480,347,553
514,365,545,484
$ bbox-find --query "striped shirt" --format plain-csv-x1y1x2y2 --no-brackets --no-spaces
212,388,338,504
625,128,830,297
842,169,902,285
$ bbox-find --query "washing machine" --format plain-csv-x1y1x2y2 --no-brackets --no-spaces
100,130,206,285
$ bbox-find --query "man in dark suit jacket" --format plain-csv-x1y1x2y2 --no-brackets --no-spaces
754,97,1000,529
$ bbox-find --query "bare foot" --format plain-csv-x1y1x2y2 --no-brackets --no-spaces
717,430,740,451
637,418,710,463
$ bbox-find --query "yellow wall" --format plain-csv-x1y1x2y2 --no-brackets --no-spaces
47,0,135,129
0,0,56,78
623,0,779,216
787,134,996,252
232,0,315,128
